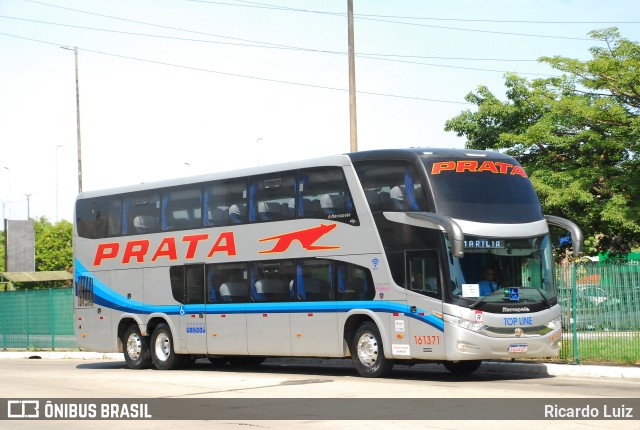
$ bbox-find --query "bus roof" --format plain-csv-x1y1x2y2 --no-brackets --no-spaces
76,147,513,200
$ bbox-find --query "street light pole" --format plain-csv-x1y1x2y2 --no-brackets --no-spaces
24,194,31,219
348,0,358,153
2,166,10,219
56,145,62,222
61,46,83,193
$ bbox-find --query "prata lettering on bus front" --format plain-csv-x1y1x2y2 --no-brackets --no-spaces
430,160,527,177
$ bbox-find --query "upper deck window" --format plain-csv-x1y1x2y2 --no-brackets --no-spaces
354,161,429,212
424,157,543,223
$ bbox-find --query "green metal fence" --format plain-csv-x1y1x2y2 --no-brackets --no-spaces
557,261,640,364
0,288,75,350
1,264,639,365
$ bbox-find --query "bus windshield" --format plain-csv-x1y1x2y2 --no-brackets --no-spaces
448,235,555,306
422,156,543,223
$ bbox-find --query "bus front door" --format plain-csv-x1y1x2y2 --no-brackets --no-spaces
405,250,446,360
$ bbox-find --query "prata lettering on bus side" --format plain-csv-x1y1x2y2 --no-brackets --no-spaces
431,160,527,177
93,232,238,266
92,223,340,266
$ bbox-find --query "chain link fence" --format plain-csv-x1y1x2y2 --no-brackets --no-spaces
0,288,75,350
557,260,640,364
1,263,639,365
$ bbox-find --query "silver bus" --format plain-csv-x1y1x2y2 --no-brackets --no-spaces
74,148,582,377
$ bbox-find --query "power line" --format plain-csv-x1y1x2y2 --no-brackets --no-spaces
16,2,546,62
187,0,637,27
0,15,558,77
0,32,474,105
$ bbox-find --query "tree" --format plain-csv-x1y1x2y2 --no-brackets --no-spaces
35,217,73,272
445,28,640,256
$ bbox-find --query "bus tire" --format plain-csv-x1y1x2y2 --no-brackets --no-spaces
123,325,152,370
443,360,482,375
351,321,393,378
150,323,183,370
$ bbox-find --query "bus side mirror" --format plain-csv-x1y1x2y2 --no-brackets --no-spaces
544,215,584,257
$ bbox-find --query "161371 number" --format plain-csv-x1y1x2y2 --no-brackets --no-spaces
413,335,441,345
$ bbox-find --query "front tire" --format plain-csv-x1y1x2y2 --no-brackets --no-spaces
150,323,186,370
123,325,151,369
351,321,393,378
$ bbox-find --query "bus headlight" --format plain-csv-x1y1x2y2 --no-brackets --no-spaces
443,314,487,332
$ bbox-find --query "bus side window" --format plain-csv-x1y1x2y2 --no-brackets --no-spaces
170,266,185,304
251,261,294,302
161,188,202,231
335,262,374,301
205,179,247,227
76,198,110,239
298,167,357,225
354,161,429,213
185,264,205,304
296,259,333,301
123,193,161,235
207,263,249,303
249,173,296,223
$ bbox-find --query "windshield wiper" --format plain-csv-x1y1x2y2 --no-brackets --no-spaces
527,287,550,306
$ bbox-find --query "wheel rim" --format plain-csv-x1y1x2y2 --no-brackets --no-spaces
126,332,142,361
356,331,379,368
154,332,171,362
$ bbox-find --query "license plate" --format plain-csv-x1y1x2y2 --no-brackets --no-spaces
508,344,528,353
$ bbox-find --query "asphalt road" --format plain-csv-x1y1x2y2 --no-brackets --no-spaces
0,356,639,429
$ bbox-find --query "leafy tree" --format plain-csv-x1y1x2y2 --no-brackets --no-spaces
35,217,73,272
445,28,640,256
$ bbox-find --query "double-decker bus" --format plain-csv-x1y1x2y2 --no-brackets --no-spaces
74,148,582,377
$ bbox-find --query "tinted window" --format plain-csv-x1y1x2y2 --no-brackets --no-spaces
207,262,250,303
424,157,543,223
185,264,205,304
170,266,185,303
298,167,358,225
251,260,294,302
205,179,247,227
296,259,333,301
354,161,428,212
123,193,161,235
335,262,375,301
249,173,296,222
162,188,202,231
76,197,122,238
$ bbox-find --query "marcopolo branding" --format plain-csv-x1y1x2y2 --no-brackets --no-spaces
503,307,531,313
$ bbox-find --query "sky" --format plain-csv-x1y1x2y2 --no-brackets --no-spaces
1,0,639,225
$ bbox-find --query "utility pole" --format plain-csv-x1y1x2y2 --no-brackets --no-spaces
348,0,358,153
61,46,83,193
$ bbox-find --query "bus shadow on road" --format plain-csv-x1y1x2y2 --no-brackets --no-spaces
75,358,553,382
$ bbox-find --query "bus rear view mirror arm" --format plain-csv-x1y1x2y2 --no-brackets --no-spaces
407,212,465,258
544,215,584,257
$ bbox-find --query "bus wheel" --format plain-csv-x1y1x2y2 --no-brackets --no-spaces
150,323,183,370
123,325,151,369
351,321,393,378
443,360,482,375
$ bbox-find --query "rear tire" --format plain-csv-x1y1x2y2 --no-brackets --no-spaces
351,321,393,378
150,323,186,370
443,360,482,375
123,325,152,370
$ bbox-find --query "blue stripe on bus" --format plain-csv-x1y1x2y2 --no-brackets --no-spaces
75,260,444,332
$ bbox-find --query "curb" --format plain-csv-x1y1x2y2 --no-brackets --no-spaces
2,351,639,379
